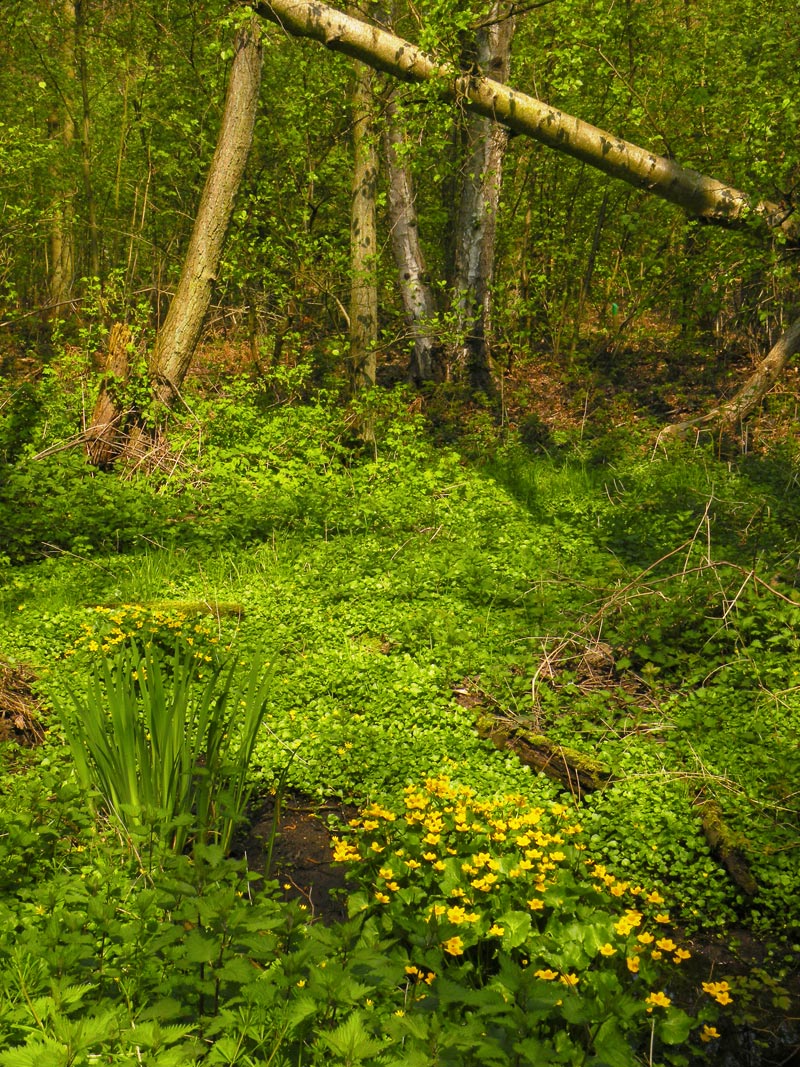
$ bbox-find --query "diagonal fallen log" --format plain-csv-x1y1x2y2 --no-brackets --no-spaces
257,0,798,243
660,316,800,440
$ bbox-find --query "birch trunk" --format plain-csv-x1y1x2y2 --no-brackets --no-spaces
149,20,263,409
349,61,379,390
384,93,440,383
451,6,515,391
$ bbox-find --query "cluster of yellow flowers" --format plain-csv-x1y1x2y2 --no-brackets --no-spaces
64,604,224,663
702,980,734,1006
342,778,581,936
336,778,731,1042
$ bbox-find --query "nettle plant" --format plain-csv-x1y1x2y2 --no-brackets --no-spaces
335,778,730,1064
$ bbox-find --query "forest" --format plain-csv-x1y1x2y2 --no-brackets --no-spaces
0,0,798,1063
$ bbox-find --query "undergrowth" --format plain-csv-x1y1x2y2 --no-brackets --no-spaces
0,364,798,1063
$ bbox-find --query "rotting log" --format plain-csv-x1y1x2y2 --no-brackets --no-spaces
476,715,612,796
98,600,244,620
694,796,758,897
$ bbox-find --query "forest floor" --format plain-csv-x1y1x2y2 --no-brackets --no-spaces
2,346,800,1064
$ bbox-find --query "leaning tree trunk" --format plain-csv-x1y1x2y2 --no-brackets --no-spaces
348,59,379,390
148,20,263,410
660,317,800,440
450,4,515,391
255,0,799,244
384,91,440,383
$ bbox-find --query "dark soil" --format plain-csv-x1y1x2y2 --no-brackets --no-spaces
233,792,358,923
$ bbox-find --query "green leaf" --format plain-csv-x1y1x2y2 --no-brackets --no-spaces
316,1011,385,1060
658,1007,693,1045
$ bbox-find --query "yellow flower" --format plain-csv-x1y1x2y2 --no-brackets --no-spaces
488,924,504,936
702,981,733,1006
375,891,390,904
654,913,671,924
626,956,640,974
379,866,394,880
599,943,616,956
650,950,663,961
534,969,558,981
527,898,544,911
637,932,655,945
405,965,420,977
331,839,361,863
370,841,384,853
422,851,438,862
673,949,691,963
700,1025,720,1042
656,938,677,952
645,991,672,1011
559,973,579,987
443,936,464,956
647,890,665,904
424,971,436,985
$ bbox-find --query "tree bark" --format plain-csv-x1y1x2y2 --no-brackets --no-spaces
450,5,515,391
660,317,800,439
256,0,799,243
47,0,78,315
148,20,263,410
75,0,100,281
348,61,379,390
384,92,440,383
85,322,132,467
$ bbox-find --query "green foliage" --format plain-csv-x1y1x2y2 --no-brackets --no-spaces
56,643,273,852
2,384,800,1063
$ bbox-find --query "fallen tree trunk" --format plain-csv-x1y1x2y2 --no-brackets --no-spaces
257,0,798,243
476,715,612,797
661,317,800,440
694,796,758,897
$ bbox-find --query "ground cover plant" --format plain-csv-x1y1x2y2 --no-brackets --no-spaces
0,369,798,1064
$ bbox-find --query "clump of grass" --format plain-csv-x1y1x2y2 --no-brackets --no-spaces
58,642,272,852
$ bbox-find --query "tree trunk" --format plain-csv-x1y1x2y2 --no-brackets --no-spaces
660,317,800,440
384,92,440,383
47,0,78,315
255,0,799,243
75,0,100,281
148,20,263,410
450,5,515,391
348,61,379,390
85,322,132,467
